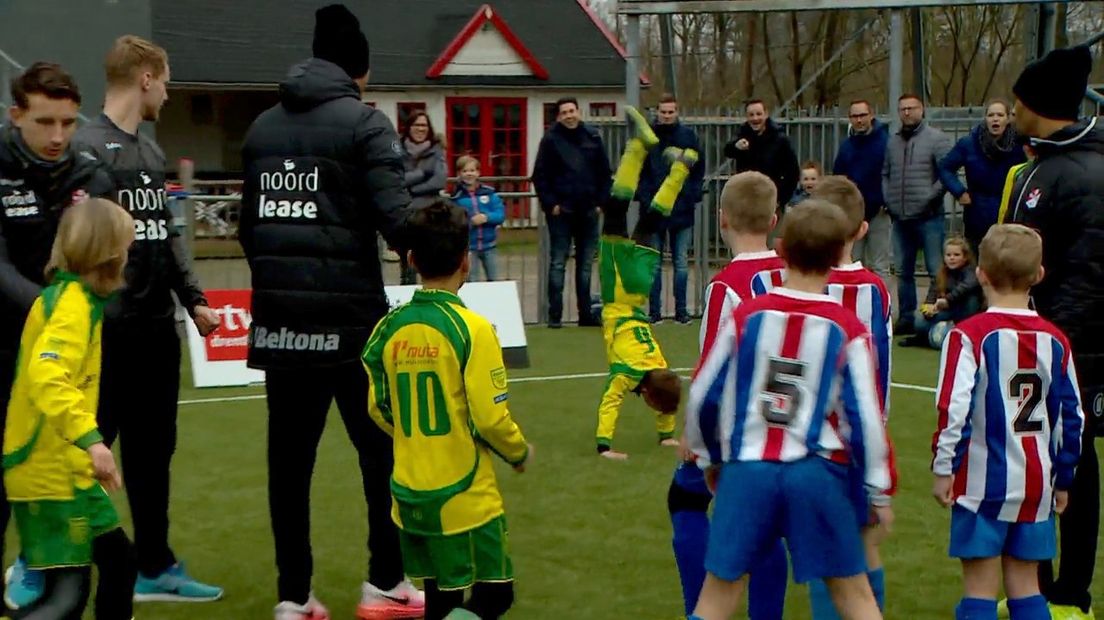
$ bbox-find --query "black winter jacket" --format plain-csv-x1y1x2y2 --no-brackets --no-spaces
724,119,799,208
72,115,207,322
240,58,411,369
531,122,612,215
1009,117,1104,435
0,126,115,350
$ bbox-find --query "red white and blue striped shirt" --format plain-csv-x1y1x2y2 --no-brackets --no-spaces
827,263,893,416
699,251,786,355
687,288,893,495
932,308,1084,523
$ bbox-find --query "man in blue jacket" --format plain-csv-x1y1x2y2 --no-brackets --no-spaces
532,97,612,328
635,95,704,324
833,100,890,281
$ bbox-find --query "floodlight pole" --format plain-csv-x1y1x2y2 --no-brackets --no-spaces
888,10,904,114
659,14,678,96
626,13,642,108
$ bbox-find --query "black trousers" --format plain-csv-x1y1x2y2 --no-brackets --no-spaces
97,318,181,577
266,361,403,604
1040,434,1099,612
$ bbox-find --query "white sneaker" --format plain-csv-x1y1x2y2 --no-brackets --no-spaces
274,594,330,620
357,579,425,619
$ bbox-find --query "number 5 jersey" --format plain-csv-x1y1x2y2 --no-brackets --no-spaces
932,308,1084,523
362,289,528,536
687,288,893,498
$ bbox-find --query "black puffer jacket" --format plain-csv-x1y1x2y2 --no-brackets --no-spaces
724,119,799,208
240,58,411,369
72,115,207,322
1009,117,1104,435
0,126,115,349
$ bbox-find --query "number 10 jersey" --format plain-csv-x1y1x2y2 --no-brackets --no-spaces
687,288,893,498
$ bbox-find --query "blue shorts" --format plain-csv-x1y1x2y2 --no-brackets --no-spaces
673,461,711,497
949,505,1056,561
705,458,866,584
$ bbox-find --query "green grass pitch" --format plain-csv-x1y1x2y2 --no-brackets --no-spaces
45,322,1104,619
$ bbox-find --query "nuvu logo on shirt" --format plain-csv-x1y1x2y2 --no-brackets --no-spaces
258,161,321,220
252,326,339,351
105,142,123,150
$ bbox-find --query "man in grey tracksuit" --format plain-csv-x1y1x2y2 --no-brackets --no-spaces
882,94,952,334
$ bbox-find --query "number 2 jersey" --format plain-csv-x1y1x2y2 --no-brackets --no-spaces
687,288,892,497
362,289,528,536
932,308,1084,523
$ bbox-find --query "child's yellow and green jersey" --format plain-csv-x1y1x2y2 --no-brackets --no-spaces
597,236,674,448
363,289,528,537
3,272,119,569
4,272,107,501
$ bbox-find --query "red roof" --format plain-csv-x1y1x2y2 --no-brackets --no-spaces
426,4,549,80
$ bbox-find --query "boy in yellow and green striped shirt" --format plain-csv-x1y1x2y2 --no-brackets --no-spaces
596,106,696,460
363,200,530,620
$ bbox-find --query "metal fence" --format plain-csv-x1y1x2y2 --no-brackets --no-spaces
180,108,1023,325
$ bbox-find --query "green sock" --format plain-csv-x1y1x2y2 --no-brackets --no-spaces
444,609,480,620
611,138,647,201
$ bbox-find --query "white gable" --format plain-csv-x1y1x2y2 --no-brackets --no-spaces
441,25,533,77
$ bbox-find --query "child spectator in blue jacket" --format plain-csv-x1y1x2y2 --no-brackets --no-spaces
452,156,506,281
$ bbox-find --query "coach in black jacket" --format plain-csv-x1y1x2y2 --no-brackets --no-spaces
1009,45,1104,616
0,62,114,601
724,100,800,210
239,5,418,615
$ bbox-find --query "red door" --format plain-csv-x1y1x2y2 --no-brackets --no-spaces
446,97,528,220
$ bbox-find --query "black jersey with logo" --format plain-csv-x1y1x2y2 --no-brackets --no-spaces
0,125,115,347
73,114,206,321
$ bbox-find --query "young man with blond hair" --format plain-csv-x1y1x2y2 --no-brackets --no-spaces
65,34,223,603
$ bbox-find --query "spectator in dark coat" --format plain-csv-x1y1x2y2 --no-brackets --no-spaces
532,97,611,327
833,100,891,280
938,99,1026,252
398,111,446,284
723,100,799,212
634,94,703,324
1009,45,1104,618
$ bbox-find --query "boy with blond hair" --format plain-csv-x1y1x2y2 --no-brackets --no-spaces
672,170,788,619
932,224,1084,620
687,200,893,620
808,176,897,619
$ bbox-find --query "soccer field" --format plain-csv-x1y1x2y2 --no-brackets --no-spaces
62,322,1104,619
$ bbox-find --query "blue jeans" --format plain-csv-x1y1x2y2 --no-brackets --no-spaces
547,209,599,323
891,214,945,325
468,248,499,282
649,226,692,319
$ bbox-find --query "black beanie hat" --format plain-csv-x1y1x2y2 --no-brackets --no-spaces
312,4,370,79
1013,46,1093,121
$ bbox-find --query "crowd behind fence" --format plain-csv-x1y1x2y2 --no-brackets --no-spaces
177,107,1057,325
